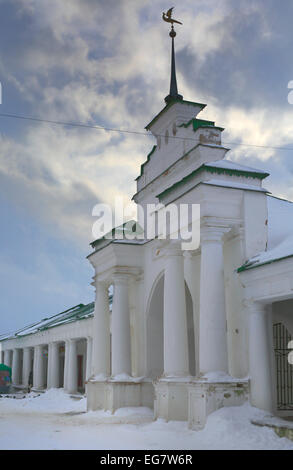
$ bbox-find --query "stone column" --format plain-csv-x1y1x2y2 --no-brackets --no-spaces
163,245,189,377
48,342,60,389
3,350,8,366
199,226,229,374
63,340,70,390
4,350,11,367
184,251,200,377
12,348,21,385
248,301,274,412
67,339,78,394
111,274,131,377
92,281,110,378
22,348,32,386
33,346,38,388
85,337,93,380
34,345,46,389
47,343,52,388
8,350,13,368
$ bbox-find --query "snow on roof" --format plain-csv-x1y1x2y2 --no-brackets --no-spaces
0,302,95,341
203,179,268,192
206,159,269,175
240,195,293,270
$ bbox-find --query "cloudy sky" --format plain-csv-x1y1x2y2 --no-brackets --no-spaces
1,0,293,334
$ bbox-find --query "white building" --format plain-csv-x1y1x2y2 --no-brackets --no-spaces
1,26,293,430
0,303,95,394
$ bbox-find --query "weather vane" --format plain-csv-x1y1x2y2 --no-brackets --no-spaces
162,7,183,103
162,7,183,35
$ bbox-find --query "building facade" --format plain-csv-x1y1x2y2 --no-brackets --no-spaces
0,303,94,395
1,31,293,430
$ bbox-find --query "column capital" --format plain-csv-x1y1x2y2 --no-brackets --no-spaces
243,299,268,315
94,276,110,289
201,225,230,244
95,267,142,287
112,273,131,285
163,240,184,258
68,337,77,344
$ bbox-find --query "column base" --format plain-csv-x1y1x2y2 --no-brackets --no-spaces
87,378,154,413
188,377,249,430
154,378,191,421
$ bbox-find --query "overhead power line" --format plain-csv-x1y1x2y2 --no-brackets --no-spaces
0,111,292,152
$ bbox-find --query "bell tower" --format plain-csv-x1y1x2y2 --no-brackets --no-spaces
134,8,228,205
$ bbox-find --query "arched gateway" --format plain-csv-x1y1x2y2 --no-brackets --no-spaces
146,273,195,380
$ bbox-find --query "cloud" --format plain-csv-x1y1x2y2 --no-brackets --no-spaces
1,0,293,334
0,248,93,333
1,0,293,247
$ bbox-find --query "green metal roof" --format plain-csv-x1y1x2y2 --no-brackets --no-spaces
0,364,11,372
237,253,293,273
157,160,269,200
178,118,224,132
90,220,144,249
0,302,97,341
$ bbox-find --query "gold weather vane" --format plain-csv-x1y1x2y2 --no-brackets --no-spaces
162,7,183,26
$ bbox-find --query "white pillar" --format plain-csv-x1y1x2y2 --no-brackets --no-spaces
48,342,60,389
85,337,93,380
22,348,32,386
8,350,13,368
248,302,274,412
184,251,200,376
47,343,52,388
92,281,110,378
163,245,189,377
33,346,38,388
64,340,70,390
111,274,131,377
67,339,78,394
4,350,12,367
3,350,8,366
34,345,45,389
199,226,229,374
12,349,21,385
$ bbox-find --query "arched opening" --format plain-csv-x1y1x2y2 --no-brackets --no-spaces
146,274,196,379
147,274,164,379
186,282,195,376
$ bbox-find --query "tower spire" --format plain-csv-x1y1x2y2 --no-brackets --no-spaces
162,7,183,104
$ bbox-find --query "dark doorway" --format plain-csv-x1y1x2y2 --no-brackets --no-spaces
273,323,293,411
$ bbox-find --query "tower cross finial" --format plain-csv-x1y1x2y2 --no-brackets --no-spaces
162,7,183,104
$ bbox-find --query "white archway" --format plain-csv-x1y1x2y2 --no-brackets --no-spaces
146,273,195,378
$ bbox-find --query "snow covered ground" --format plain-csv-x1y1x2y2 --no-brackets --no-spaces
0,389,292,450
